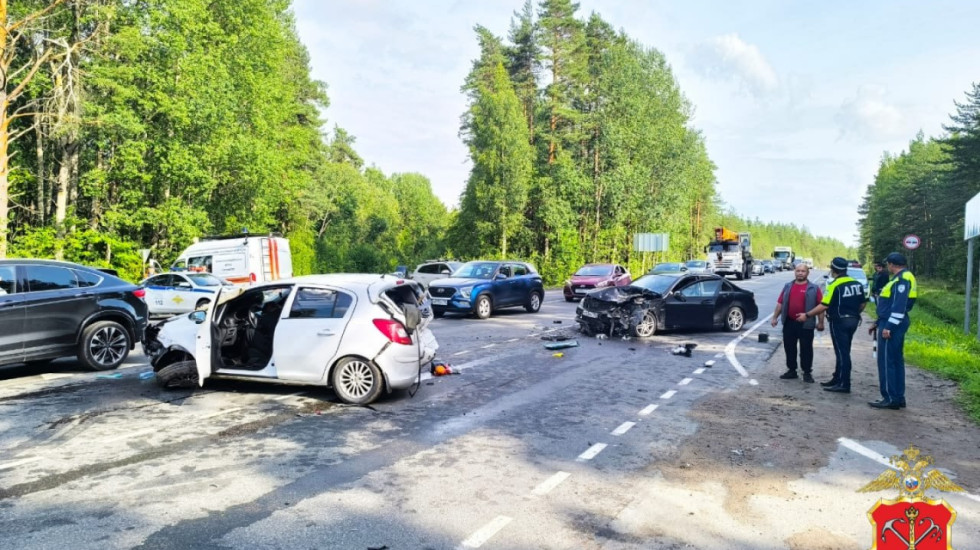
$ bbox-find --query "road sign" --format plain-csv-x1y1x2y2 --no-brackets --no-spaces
903,234,921,250
139,248,152,263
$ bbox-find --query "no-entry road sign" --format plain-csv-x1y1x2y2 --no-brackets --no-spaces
903,234,921,250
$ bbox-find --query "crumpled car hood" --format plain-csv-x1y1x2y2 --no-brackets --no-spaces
588,285,660,303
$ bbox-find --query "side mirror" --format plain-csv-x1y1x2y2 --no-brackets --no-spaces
674,293,687,302
176,282,192,289
441,270,451,275
681,266,688,272
189,310,207,324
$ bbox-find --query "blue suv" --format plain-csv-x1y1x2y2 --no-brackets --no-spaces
427,261,544,319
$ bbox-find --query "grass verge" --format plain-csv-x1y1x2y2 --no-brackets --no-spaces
894,280,980,422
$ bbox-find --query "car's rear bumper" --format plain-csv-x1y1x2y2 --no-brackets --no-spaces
376,328,439,390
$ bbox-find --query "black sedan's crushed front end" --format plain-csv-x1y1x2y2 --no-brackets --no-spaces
576,287,661,336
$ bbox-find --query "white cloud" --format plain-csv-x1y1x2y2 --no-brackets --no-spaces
692,33,779,95
836,85,906,140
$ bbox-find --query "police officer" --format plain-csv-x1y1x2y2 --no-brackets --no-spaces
796,257,867,393
868,252,917,410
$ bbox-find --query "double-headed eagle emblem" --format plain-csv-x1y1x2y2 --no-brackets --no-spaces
858,445,964,499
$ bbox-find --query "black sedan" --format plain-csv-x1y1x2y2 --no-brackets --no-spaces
575,273,758,337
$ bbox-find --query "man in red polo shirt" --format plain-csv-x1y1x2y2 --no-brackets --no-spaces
771,264,824,382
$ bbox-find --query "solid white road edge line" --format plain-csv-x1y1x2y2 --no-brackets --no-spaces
532,471,570,496
659,390,677,400
577,443,607,461
611,421,635,436
459,515,513,549
724,314,772,377
638,404,658,416
838,437,980,503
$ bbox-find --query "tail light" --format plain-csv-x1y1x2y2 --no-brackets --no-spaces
372,319,412,345
133,288,146,299
250,272,257,282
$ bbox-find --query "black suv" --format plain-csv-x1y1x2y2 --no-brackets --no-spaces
0,259,148,371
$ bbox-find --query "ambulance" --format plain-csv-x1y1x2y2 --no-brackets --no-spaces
171,234,292,286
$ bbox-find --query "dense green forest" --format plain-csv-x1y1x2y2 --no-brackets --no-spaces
2,0,849,284
858,83,980,281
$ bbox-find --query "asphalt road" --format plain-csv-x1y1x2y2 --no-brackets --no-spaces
0,270,818,549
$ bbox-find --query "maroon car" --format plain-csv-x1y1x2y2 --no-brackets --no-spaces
563,263,632,302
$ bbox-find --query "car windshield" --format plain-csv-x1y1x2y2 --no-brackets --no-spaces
652,263,682,272
685,261,706,268
187,273,223,287
707,243,741,253
629,274,677,295
774,251,791,259
452,262,500,280
847,268,867,282
575,265,613,276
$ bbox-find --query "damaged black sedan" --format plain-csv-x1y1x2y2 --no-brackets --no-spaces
576,273,758,337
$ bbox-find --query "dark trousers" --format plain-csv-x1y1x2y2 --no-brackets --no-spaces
877,320,908,403
782,321,814,373
828,317,860,389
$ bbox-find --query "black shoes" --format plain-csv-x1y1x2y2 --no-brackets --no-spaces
802,373,814,383
868,400,902,410
820,379,839,387
823,386,850,393
779,370,799,379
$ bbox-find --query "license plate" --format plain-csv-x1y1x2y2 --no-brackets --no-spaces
574,289,587,295
581,310,597,318
431,298,448,306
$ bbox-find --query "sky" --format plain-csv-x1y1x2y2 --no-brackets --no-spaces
292,0,980,246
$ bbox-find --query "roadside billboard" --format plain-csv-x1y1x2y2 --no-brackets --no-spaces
966,192,980,240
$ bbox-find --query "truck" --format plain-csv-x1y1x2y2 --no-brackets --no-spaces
705,227,753,280
170,233,293,286
772,246,795,271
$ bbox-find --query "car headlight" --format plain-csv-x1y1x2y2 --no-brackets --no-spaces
459,286,474,299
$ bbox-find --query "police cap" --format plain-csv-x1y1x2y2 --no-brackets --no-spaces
830,257,849,270
884,252,907,266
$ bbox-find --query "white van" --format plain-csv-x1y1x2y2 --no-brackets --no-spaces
171,234,293,286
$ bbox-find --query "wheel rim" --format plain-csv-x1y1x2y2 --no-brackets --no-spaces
90,326,127,366
728,309,744,331
478,298,491,317
530,294,540,310
338,360,375,399
636,312,656,337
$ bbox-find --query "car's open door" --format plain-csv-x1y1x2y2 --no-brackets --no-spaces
193,285,242,385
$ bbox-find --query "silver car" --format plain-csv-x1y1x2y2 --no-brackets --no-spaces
410,260,462,289
144,274,438,405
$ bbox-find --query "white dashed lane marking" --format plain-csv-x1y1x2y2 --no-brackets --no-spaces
610,422,635,436
459,515,513,549
638,404,658,416
660,390,677,400
577,443,607,461
693,368,706,375
678,378,692,386
531,471,570,496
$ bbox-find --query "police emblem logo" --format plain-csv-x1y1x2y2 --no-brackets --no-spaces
859,445,963,549
898,284,907,294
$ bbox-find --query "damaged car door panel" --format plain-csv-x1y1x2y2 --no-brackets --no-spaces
144,275,438,405
576,274,758,337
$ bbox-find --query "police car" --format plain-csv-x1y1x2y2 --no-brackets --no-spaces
140,272,234,317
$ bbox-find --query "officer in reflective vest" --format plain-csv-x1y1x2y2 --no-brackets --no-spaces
797,257,867,392
869,252,917,410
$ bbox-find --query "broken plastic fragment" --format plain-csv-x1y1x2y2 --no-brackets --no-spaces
96,373,123,380
552,352,564,358
544,340,579,350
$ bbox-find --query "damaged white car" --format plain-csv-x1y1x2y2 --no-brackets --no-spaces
143,275,438,405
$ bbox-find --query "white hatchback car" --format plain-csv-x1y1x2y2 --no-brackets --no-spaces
143,274,438,405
